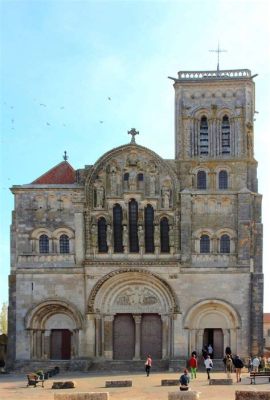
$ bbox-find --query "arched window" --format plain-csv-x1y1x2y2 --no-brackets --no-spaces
98,217,108,253
124,172,129,181
200,116,208,155
197,170,207,189
113,204,123,252
160,217,169,253
138,173,144,181
59,234,69,254
219,170,228,189
200,235,210,253
39,234,49,253
145,205,154,253
222,115,230,154
220,234,230,253
129,199,138,252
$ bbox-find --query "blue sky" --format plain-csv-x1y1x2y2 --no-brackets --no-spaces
1,0,270,309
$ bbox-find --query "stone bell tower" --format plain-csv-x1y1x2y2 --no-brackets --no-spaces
169,68,263,356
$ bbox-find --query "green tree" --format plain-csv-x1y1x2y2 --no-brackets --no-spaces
0,303,7,334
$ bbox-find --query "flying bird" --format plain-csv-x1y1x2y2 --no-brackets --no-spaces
107,97,111,100
99,121,104,124
46,122,51,126
60,106,65,109
40,103,47,107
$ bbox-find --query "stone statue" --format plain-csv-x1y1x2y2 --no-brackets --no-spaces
90,224,97,249
95,181,104,208
162,188,170,208
138,225,144,248
154,225,160,247
149,174,156,196
123,225,128,250
129,168,137,191
106,224,112,247
169,226,175,247
110,166,119,196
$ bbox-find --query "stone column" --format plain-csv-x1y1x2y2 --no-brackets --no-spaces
104,315,114,359
74,212,85,264
197,329,204,355
84,313,96,357
161,315,169,359
36,330,42,359
133,315,142,360
222,329,230,353
43,330,50,360
95,315,102,357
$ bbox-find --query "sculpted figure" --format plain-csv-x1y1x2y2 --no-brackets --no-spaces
162,188,170,208
90,224,97,248
123,225,128,250
169,226,175,247
154,225,160,247
129,168,137,191
106,224,112,247
138,225,144,248
95,181,104,208
149,174,156,196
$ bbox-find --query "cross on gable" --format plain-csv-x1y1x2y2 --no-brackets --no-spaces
209,42,227,72
128,128,139,144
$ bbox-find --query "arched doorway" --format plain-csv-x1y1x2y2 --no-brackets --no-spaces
88,269,178,360
24,299,83,360
183,299,241,358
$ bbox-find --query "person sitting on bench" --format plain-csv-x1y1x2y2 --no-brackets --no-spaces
179,368,190,391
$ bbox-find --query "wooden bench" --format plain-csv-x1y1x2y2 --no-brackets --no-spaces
248,371,270,384
26,373,44,388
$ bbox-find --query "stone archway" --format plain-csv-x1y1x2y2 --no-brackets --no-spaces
87,269,178,360
25,299,83,360
183,299,241,358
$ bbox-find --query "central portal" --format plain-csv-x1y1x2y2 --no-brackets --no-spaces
203,328,223,358
113,313,162,360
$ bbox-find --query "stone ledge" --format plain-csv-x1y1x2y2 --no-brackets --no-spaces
235,391,270,400
209,379,233,385
52,381,76,389
105,380,132,387
168,391,200,400
162,379,179,386
54,393,109,400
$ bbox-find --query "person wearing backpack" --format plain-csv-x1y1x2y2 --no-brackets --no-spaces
233,355,244,382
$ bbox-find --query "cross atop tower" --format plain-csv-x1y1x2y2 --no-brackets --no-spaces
63,150,68,162
209,42,227,72
128,128,139,144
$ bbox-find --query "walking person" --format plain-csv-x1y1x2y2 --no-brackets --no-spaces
208,344,214,359
224,354,233,379
233,355,244,383
179,368,190,391
204,355,213,380
252,356,260,373
189,353,198,379
145,354,152,377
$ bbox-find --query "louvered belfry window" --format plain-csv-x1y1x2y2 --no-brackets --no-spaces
145,204,154,253
160,217,169,253
98,217,108,253
113,204,123,252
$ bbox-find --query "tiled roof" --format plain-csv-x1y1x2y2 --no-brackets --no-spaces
32,161,76,184
264,313,270,323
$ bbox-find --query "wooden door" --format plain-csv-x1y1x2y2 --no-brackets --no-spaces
113,314,135,360
213,329,223,358
50,329,71,360
141,314,162,359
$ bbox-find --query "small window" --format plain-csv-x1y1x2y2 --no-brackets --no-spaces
219,170,228,189
220,234,230,253
197,170,206,189
200,116,208,155
39,234,49,253
98,218,108,253
160,217,169,253
60,234,70,254
200,235,210,253
124,173,129,181
138,173,144,181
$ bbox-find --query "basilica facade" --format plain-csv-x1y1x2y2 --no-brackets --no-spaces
8,68,263,369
